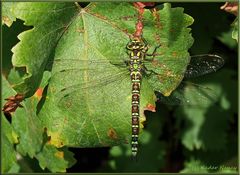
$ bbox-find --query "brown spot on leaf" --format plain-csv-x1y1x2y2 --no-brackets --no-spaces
43,127,51,143
122,29,130,36
107,128,118,140
63,116,68,124
154,33,161,43
120,15,135,21
152,60,165,68
157,74,165,83
47,135,52,144
172,52,177,57
91,13,108,20
47,136,51,142
77,28,85,33
65,101,72,108
152,8,163,32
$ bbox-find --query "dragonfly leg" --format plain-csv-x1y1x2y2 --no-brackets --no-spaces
142,36,148,45
142,65,157,77
145,45,161,60
141,35,160,55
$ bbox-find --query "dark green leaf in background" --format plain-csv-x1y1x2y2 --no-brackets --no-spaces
218,29,238,49
2,19,32,77
107,111,166,172
231,17,238,42
1,110,20,173
175,69,237,151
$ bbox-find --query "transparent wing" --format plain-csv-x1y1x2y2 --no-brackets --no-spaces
47,58,132,147
143,54,224,106
156,81,218,106
47,53,223,107
48,58,129,105
184,54,224,78
143,54,224,79
46,58,127,72
47,56,187,103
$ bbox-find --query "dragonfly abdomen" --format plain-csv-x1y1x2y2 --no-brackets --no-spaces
131,75,141,157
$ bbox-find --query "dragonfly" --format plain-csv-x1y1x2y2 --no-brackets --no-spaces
45,36,224,158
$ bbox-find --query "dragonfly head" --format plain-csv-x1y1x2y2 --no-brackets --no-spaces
126,37,148,52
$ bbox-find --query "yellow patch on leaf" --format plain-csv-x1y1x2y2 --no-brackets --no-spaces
12,131,19,144
47,132,65,148
2,16,13,27
139,114,146,129
55,151,64,159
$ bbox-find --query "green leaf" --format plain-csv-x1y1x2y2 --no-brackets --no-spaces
2,2,79,97
2,2,17,27
10,90,44,158
2,73,75,172
1,134,20,173
35,145,76,173
4,2,193,149
1,116,20,173
231,17,238,42
1,77,20,173
145,3,194,96
3,2,193,98
217,29,237,49
2,20,32,77
35,2,193,148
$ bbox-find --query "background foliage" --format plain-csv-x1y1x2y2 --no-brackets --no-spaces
1,2,238,173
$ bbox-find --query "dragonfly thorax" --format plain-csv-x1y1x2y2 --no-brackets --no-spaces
127,37,148,52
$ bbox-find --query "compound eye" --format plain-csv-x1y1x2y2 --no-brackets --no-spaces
127,43,133,49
